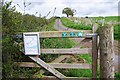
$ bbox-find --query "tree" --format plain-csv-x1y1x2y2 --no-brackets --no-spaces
62,7,75,17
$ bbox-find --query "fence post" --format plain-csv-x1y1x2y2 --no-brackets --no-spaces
92,23,98,78
99,25,114,79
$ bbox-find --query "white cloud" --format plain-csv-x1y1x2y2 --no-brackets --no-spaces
5,0,119,18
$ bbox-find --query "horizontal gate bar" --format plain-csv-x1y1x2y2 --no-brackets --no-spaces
43,76,92,80
48,63,91,69
15,62,91,69
41,48,92,54
39,30,92,38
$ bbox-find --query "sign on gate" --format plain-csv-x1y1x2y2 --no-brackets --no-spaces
23,32,40,55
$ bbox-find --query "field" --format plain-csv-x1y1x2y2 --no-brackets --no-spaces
90,16,118,23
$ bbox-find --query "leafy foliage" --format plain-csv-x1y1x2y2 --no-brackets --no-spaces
2,1,52,78
62,7,75,17
2,2,49,35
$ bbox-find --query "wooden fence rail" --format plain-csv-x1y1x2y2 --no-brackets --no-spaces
15,62,91,69
41,48,92,54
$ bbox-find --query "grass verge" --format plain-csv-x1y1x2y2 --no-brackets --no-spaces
61,18,92,30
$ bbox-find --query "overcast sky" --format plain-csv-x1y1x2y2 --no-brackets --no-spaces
5,0,119,18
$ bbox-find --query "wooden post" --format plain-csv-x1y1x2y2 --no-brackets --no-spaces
92,23,98,78
99,25,114,79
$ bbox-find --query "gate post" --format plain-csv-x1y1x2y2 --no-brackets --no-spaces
99,25,114,79
92,23,98,78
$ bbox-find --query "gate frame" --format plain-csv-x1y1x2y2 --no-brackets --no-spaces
15,24,99,80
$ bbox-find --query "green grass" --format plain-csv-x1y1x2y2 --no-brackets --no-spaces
66,54,92,77
42,19,57,31
69,38,78,47
79,54,92,64
105,16,118,22
115,72,120,80
64,69,92,77
90,16,118,23
61,18,92,30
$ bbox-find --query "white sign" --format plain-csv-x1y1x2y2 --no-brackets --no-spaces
23,32,40,55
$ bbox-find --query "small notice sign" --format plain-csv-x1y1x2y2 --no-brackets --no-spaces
23,32,40,55
70,32,76,37
62,32,67,37
78,32,83,37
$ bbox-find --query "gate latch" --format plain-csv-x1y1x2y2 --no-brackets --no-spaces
86,33,98,36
